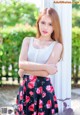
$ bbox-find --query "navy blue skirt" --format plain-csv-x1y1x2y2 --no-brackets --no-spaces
15,75,58,115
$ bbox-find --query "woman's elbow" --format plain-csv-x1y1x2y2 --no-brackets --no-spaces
19,63,21,69
18,61,23,69
43,71,49,77
18,60,28,69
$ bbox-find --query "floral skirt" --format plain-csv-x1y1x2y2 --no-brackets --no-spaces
15,74,58,115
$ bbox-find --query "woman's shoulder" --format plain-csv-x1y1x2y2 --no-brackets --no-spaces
53,41,63,53
23,36,33,43
55,42,62,49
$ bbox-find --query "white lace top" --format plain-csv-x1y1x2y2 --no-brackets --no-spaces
27,37,57,64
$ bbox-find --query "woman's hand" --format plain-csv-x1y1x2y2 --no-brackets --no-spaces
18,69,24,78
46,64,57,75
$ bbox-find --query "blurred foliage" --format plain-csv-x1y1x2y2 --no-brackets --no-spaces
72,27,80,65
0,0,39,27
72,9,80,27
0,25,36,81
72,27,80,85
72,0,80,27
72,0,80,9
72,0,80,85
0,0,39,85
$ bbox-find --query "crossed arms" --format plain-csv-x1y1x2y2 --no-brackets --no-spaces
18,37,62,77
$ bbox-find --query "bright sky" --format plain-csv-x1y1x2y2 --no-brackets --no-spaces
23,0,41,8
1,0,41,8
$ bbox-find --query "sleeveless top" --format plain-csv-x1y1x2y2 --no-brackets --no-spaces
27,37,57,64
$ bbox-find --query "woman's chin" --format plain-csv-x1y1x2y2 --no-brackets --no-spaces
41,33,49,37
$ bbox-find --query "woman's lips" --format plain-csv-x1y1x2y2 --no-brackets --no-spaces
42,31,48,34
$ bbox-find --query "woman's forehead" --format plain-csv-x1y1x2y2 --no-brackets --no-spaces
40,15,52,22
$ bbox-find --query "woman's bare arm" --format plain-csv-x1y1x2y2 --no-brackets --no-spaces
18,37,57,75
19,61,48,71
18,69,49,78
45,42,63,64
24,70,49,77
18,37,49,77
22,43,62,76
19,37,47,71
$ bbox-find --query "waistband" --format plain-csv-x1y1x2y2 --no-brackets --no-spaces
23,74,47,78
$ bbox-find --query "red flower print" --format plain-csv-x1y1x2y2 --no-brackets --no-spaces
24,102,26,106
20,91,23,100
22,111,25,115
34,101,37,105
32,112,37,115
18,104,23,112
39,99,43,108
29,91,34,96
51,109,55,114
36,86,43,94
23,86,26,92
46,85,54,93
25,96,30,103
25,77,27,81
46,77,50,81
20,80,25,86
55,104,58,108
42,91,46,98
29,103,34,111
38,112,45,115
46,100,52,109
28,81,35,89
29,75,34,80
29,75,37,81
53,95,57,101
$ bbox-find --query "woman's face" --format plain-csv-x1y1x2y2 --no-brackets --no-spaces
39,14,53,37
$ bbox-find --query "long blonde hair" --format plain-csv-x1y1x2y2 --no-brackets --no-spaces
36,8,63,59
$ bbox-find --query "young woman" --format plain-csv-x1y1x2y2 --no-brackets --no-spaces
15,8,63,115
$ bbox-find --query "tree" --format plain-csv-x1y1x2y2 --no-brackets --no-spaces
0,0,39,27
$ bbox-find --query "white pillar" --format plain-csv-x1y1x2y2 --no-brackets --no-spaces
41,0,72,113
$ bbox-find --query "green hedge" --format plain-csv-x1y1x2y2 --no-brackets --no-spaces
0,26,80,85
72,27,80,85
72,27,80,65
0,25,36,82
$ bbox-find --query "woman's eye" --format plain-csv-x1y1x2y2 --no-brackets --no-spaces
41,21,45,24
49,23,52,26
41,21,52,26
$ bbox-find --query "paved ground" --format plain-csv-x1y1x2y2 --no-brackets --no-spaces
0,85,18,107
0,85,80,115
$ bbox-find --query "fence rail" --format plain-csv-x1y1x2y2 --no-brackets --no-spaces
0,64,80,87
0,40,80,87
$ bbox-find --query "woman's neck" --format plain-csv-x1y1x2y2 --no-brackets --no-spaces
39,36,53,42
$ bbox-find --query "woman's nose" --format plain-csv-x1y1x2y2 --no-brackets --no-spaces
44,24,48,29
